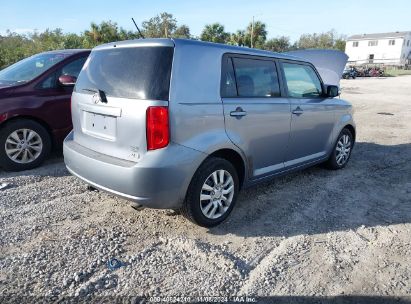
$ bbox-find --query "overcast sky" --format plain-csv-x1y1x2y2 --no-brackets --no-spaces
1,0,410,41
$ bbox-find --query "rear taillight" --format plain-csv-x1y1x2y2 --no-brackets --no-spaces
146,106,169,150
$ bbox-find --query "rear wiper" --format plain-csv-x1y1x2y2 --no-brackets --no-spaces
82,88,98,93
82,88,108,104
98,89,108,103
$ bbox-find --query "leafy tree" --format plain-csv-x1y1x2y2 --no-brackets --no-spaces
28,29,67,53
245,21,267,49
0,21,141,69
200,23,229,43
160,12,177,38
83,22,101,47
82,21,140,48
228,30,246,46
84,21,126,47
63,33,84,49
296,30,346,51
142,12,178,38
173,25,191,39
264,36,291,52
227,20,267,49
0,31,35,68
334,38,346,52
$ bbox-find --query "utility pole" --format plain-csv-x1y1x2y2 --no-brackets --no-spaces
251,16,254,48
251,13,262,48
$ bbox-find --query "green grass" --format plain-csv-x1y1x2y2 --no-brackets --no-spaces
384,69,411,77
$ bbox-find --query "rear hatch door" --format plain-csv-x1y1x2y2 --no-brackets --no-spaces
285,49,348,87
71,41,174,162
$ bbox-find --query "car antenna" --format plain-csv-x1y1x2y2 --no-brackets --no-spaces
131,18,145,39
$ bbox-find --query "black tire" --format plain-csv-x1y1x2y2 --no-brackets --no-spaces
0,119,51,171
181,157,239,227
325,128,354,170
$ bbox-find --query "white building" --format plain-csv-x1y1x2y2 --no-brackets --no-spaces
345,31,411,66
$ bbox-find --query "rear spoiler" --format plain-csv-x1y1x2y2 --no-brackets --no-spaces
285,49,348,88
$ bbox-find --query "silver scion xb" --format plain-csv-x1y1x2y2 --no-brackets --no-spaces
64,39,355,227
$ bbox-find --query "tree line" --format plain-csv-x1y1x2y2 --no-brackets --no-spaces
0,12,346,69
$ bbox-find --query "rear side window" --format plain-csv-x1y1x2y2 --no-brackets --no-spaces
221,56,281,98
232,58,280,98
282,63,323,98
221,57,237,97
75,47,173,101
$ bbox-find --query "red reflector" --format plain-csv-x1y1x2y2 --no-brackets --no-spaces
146,106,169,150
0,113,7,123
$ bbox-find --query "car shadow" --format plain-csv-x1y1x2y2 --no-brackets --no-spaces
210,142,411,238
0,154,69,178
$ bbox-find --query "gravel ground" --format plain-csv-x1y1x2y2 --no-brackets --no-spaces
1,76,411,303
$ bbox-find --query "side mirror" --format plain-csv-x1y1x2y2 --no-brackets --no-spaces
58,75,77,86
326,85,339,98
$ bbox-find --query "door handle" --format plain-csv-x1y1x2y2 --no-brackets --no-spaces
230,107,247,118
292,107,303,116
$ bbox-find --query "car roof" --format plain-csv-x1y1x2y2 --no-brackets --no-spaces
173,38,300,61
40,49,90,56
93,38,302,62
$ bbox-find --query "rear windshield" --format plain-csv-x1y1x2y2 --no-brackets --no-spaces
75,46,173,101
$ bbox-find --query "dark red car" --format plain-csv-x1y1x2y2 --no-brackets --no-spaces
0,49,90,171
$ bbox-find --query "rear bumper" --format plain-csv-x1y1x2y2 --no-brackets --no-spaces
63,132,206,209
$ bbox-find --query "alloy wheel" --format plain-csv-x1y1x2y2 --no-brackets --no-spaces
5,129,43,164
335,134,351,166
200,169,235,219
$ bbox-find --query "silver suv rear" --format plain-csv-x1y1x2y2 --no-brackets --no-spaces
64,39,355,227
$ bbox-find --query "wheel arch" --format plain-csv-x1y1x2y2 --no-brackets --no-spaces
207,148,246,189
343,124,356,145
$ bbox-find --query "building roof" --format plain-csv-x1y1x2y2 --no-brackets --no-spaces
347,31,411,41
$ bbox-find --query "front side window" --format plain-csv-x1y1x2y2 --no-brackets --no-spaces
75,47,173,101
38,56,88,89
39,72,58,89
231,57,280,98
282,63,323,98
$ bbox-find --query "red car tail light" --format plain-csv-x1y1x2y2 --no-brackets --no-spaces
146,106,169,150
